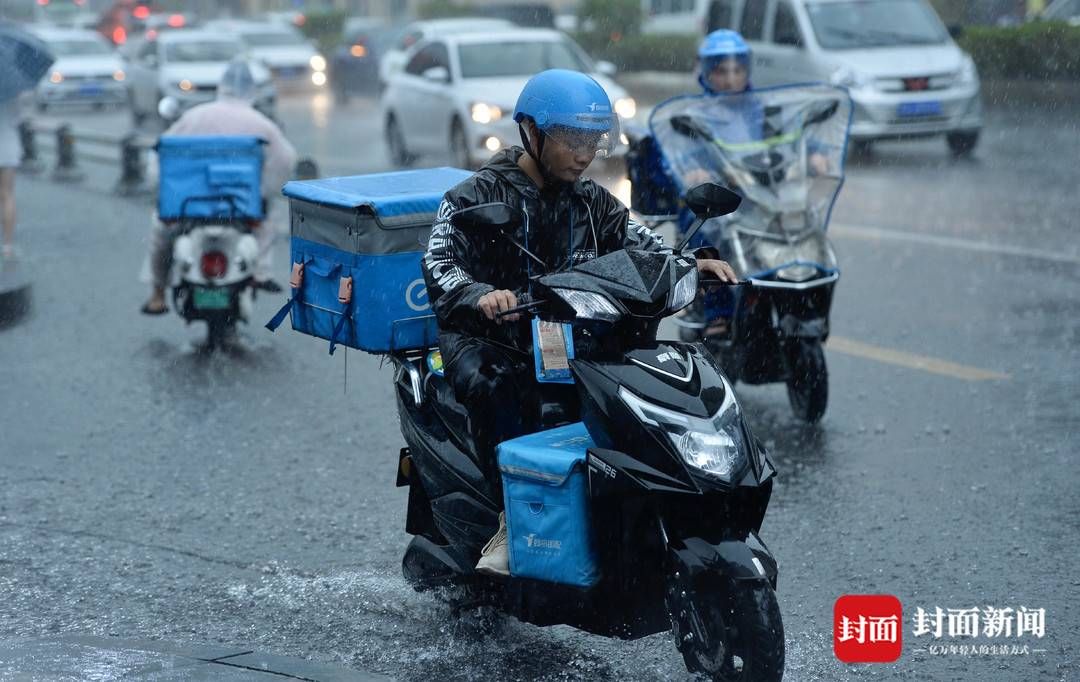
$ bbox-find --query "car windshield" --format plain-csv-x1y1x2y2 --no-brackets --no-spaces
458,39,589,78
165,41,241,63
242,31,304,47
47,39,113,56
805,0,948,49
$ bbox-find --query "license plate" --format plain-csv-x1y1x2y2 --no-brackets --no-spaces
896,101,942,118
192,286,232,310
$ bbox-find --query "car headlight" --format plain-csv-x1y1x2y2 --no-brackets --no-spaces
552,287,620,322
310,55,326,72
619,385,748,481
957,54,978,85
614,96,637,120
177,79,193,92
113,70,125,82
668,268,698,313
49,71,63,84
470,102,502,124
829,66,872,90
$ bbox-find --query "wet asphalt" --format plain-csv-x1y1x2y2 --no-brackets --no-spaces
0,89,1077,681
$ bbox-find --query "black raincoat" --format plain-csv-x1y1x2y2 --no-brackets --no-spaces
423,147,672,359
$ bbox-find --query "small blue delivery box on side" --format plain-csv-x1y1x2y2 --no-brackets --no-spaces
156,135,265,220
498,422,599,588
271,167,473,354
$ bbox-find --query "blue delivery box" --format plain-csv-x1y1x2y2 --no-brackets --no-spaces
270,167,473,354
157,135,265,221
498,422,599,588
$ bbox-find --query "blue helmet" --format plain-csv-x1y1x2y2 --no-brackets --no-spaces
697,30,752,94
513,69,619,157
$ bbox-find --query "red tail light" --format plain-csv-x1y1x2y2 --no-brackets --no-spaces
200,251,228,279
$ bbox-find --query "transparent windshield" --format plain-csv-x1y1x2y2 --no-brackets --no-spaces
242,32,304,47
48,39,113,56
805,0,948,49
649,85,851,237
165,41,242,63
458,40,588,78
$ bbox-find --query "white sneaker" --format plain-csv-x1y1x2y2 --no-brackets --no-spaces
475,511,509,577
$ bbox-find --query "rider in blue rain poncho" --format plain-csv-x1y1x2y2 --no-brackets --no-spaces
656,30,828,336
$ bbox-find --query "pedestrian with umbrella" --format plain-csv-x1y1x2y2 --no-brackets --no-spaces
0,21,54,259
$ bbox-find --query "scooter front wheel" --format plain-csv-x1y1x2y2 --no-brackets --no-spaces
784,338,828,423
671,581,785,681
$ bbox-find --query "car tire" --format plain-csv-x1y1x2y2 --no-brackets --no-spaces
450,119,471,169
386,114,413,168
946,130,979,158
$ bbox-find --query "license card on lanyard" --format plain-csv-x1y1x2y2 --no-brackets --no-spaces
532,317,575,384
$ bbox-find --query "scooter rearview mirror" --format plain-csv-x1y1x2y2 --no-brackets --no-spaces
670,114,710,141
804,100,840,127
451,202,547,272
676,183,742,253
450,202,522,232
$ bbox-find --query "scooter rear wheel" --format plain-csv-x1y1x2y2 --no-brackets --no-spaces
784,338,828,423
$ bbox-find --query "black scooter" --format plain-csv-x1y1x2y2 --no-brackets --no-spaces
389,184,784,681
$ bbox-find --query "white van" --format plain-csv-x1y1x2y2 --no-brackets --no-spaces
710,0,983,155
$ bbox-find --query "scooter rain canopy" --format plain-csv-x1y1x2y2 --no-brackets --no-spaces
514,69,620,158
649,84,852,234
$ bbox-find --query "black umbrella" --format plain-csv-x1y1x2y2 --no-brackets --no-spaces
0,23,55,100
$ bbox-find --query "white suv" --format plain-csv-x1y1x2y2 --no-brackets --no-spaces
382,29,636,168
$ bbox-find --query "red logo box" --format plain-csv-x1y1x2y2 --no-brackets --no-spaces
834,594,903,663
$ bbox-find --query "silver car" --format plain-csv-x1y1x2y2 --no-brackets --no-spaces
719,0,982,154
29,26,127,111
124,30,277,127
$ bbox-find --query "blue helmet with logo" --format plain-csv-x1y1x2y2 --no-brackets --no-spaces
513,69,619,158
697,30,752,94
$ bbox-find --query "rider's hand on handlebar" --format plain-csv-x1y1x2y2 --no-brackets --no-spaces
478,289,521,323
697,258,738,284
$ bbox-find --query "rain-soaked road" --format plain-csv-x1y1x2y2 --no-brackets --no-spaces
1,89,1078,680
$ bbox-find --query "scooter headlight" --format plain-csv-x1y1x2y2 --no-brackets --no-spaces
552,287,621,322
619,384,748,482
668,269,698,313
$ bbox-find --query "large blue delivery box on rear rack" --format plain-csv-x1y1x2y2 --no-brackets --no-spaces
268,167,472,354
157,135,265,221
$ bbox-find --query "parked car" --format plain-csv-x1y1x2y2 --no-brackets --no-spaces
377,17,516,91
381,28,636,168
713,0,982,155
124,30,276,127
1042,0,1080,25
328,18,403,101
28,26,127,111
204,19,326,90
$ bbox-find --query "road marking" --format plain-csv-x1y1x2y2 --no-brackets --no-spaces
828,336,1010,381
831,223,1080,266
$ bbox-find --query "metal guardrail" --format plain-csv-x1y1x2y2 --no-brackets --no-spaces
18,120,156,197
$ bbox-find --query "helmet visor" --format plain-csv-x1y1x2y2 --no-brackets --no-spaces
544,116,620,158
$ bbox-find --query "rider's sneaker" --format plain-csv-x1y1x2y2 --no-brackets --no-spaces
475,511,510,577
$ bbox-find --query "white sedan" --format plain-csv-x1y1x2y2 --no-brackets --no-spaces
29,26,127,111
204,20,326,90
124,30,277,127
382,29,636,169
